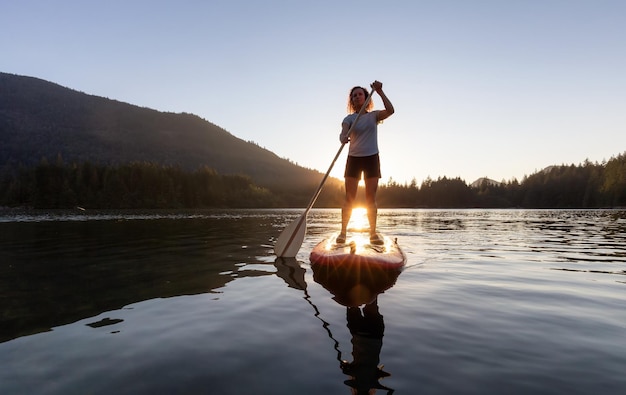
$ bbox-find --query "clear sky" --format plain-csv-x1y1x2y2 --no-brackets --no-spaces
3,0,625,185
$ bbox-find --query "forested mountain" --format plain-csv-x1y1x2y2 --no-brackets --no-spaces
0,72,338,197
1,72,624,209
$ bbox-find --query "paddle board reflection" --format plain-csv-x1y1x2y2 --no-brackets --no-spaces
273,257,402,394
311,257,403,308
312,261,402,394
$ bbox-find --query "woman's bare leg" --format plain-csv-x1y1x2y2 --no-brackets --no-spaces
364,177,380,239
340,177,359,240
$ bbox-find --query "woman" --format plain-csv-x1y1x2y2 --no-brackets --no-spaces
338,80,394,245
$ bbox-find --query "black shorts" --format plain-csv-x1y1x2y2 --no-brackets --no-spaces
344,154,381,179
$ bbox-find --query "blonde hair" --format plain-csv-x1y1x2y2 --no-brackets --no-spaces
347,86,373,114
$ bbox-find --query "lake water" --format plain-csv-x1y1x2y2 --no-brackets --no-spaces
1,209,625,394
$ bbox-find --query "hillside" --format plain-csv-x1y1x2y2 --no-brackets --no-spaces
470,177,501,188
0,72,339,194
4,73,624,210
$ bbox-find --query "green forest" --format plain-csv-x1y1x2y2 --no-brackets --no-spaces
1,152,625,209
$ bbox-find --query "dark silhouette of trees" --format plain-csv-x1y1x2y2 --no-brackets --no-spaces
1,152,625,209
601,153,626,207
420,177,473,208
0,159,279,209
374,152,625,209
506,154,622,208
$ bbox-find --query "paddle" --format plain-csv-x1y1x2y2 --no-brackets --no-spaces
274,87,375,257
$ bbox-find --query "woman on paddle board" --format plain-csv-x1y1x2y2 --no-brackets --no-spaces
338,80,394,245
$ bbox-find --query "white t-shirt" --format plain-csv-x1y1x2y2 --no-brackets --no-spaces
340,111,379,157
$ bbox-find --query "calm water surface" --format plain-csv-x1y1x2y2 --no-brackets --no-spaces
1,209,625,394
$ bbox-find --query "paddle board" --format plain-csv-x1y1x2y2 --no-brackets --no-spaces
310,233,405,306
309,233,406,268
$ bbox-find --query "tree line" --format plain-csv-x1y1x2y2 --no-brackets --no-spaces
0,158,279,209
1,153,624,209
377,154,625,208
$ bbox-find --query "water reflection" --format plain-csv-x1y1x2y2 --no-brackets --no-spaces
312,260,403,308
3,209,625,393
342,300,393,394
273,258,307,291
274,257,400,393
0,215,281,343
311,260,403,394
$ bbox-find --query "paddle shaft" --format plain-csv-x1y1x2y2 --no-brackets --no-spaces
274,87,375,257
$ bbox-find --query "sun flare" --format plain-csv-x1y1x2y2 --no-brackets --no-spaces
349,207,369,232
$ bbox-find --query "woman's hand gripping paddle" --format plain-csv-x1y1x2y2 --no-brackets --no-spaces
274,87,375,258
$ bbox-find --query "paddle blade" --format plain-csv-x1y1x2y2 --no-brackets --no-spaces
274,214,307,258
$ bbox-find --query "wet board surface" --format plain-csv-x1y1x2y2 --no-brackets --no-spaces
309,233,406,269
